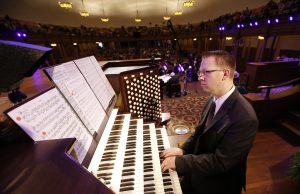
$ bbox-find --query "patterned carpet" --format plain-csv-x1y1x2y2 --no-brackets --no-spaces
161,81,209,135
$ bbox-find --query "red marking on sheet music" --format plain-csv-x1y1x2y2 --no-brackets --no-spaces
41,131,47,137
16,116,22,121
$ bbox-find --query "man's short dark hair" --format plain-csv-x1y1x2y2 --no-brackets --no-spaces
202,50,236,78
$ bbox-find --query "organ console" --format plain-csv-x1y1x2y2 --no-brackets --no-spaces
89,109,182,194
0,57,183,194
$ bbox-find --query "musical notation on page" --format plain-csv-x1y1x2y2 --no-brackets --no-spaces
89,56,116,97
6,88,93,163
44,61,106,135
74,57,114,111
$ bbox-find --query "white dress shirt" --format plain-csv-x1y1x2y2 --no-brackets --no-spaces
213,86,235,116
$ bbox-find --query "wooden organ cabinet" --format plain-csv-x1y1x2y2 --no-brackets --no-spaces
102,58,162,121
0,56,182,194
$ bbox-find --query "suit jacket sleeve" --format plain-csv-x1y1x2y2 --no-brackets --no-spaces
175,118,258,175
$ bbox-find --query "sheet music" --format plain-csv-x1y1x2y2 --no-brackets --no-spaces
74,57,113,110
89,56,116,97
6,88,93,163
44,61,106,135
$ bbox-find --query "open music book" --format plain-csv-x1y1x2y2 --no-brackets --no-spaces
6,56,115,164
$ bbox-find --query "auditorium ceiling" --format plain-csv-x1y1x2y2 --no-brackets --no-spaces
0,0,267,28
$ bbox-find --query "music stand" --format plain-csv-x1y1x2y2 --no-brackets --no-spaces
0,40,52,103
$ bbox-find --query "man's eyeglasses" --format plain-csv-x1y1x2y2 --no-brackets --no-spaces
198,70,224,77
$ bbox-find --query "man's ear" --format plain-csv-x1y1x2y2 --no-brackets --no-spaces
222,69,230,80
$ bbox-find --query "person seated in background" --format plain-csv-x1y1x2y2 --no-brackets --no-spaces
185,65,199,82
159,66,165,76
233,70,240,85
166,72,180,97
233,70,248,94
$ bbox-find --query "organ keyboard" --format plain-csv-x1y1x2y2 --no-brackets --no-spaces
88,109,182,194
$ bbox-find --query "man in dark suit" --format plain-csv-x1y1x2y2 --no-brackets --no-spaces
160,50,258,194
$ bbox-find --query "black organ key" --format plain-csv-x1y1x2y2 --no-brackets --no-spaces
114,120,124,125
129,120,137,125
126,145,136,149
122,168,135,173
123,162,135,167
110,131,121,135
143,142,151,146
165,188,174,192
144,174,153,178
128,131,137,135
120,181,134,187
97,172,112,177
144,164,152,168
122,171,135,176
121,178,134,183
124,157,135,160
144,177,154,182
144,168,153,172
127,136,136,140
144,183,155,188
111,125,122,130
119,186,134,192
164,181,173,186
98,166,112,171
105,145,118,150
163,178,172,182
103,151,116,155
144,187,155,192
101,157,115,161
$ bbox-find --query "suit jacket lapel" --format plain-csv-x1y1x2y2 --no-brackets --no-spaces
203,89,239,134
198,96,214,126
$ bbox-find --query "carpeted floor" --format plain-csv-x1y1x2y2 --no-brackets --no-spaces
161,80,209,135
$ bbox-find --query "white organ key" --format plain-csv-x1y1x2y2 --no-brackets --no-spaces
88,109,118,172
119,119,144,194
148,124,165,193
88,109,131,193
159,126,183,194
109,114,131,192
132,119,144,193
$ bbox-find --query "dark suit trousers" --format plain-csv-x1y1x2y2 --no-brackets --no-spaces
180,175,242,194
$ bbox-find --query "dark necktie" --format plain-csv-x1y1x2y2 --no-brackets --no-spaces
205,101,216,128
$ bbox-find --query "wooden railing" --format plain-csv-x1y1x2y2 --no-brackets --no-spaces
258,77,300,99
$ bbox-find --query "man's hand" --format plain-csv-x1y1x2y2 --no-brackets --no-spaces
161,156,176,172
160,148,184,159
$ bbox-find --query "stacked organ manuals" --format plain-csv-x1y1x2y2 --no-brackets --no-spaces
5,56,182,194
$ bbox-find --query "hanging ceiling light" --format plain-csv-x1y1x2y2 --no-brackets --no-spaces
80,11,89,17
79,0,89,17
175,10,183,15
135,10,142,22
175,0,183,15
135,0,142,22
101,16,109,22
100,0,109,22
163,8,171,20
163,0,171,21
58,1,72,9
183,0,194,7
163,15,171,21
